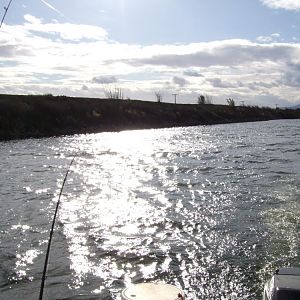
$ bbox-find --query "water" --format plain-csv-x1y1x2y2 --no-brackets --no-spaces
0,120,299,300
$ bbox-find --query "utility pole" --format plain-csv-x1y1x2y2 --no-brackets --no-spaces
172,93,178,104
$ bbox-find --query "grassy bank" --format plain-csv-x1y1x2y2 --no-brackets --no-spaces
1,94,300,140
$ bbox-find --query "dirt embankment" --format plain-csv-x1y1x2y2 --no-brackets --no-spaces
0,94,299,140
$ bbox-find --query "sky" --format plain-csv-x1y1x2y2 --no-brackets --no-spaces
1,0,300,106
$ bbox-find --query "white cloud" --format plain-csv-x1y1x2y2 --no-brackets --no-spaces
24,14,42,25
1,16,300,105
261,0,300,11
256,33,281,43
22,15,107,41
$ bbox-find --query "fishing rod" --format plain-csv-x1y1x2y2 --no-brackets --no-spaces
0,0,13,29
39,154,77,300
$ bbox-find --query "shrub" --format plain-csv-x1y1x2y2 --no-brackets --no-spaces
198,95,206,105
227,98,235,107
198,94,213,105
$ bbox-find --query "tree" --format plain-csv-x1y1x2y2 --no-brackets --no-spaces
227,98,235,107
198,94,213,105
198,94,206,105
155,91,162,103
104,87,123,100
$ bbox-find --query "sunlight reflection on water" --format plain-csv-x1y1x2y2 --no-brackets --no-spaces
59,130,171,292
55,128,254,298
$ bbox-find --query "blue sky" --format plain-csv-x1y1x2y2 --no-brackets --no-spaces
1,0,300,106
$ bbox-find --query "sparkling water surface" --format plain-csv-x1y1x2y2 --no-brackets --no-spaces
0,120,299,299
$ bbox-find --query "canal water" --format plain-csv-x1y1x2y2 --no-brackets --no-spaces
0,120,299,299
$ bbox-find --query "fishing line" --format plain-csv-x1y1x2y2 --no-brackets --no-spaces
39,153,77,300
0,0,13,29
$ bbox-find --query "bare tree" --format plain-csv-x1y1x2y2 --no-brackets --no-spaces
105,87,124,100
155,91,162,103
205,94,213,104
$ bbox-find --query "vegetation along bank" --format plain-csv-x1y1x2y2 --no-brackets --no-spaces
0,94,300,140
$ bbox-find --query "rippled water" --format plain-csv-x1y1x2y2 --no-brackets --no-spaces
0,120,299,300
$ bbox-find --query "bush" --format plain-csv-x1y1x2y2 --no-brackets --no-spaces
198,94,213,105
198,95,206,105
227,98,235,107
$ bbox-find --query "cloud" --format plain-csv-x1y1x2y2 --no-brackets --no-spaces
24,14,42,25
22,15,107,41
172,76,189,87
208,78,237,88
0,31,34,57
183,69,203,77
281,62,300,87
248,81,279,89
260,0,300,11
125,41,295,68
92,76,118,84
256,33,281,43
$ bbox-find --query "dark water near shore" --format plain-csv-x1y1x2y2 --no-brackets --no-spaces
0,120,299,300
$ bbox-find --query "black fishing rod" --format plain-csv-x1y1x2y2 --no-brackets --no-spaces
0,0,13,29
39,154,77,300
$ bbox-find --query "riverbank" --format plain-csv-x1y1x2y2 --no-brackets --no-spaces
1,94,299,140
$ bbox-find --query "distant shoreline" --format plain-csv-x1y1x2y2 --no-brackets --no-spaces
1,94,300,141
